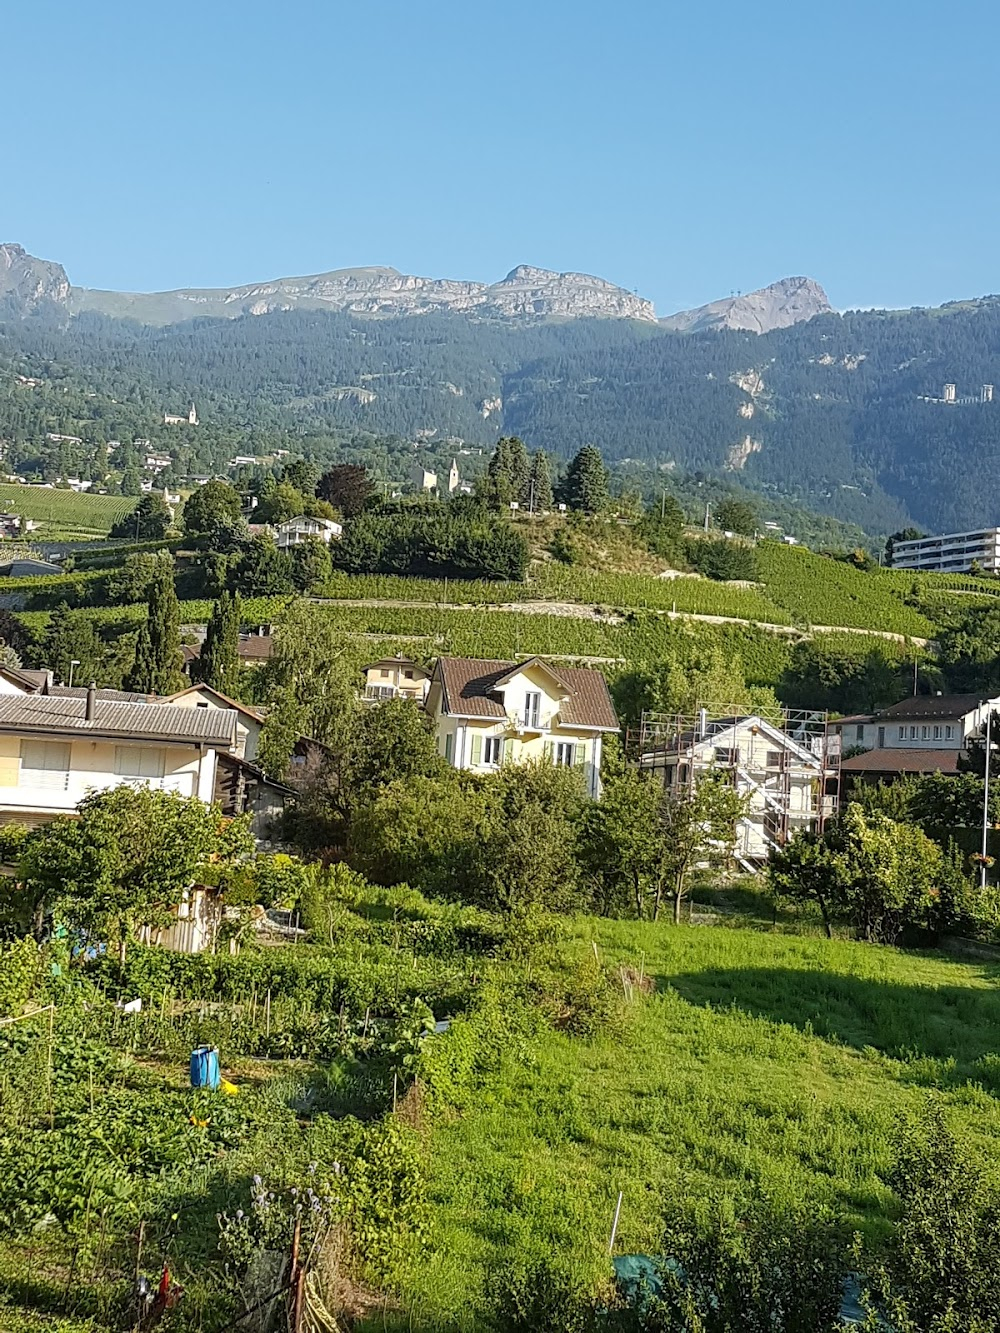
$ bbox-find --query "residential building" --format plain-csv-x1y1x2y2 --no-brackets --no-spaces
890,528,1000,574
424,656,619,798
275,515,343,548
636,710,840,867
836,692,1000,785
0,688,237,827
181,632,274,677
362,656,431,704
165,684,265,762
410,464,438,493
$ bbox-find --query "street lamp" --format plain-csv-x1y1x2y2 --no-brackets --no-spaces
68,659,81,689
982,709,998,889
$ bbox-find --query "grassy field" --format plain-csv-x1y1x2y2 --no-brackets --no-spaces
398,922,1000,1329
0,485,137,538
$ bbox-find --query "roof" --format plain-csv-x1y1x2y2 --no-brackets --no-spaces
834,714,874,726
0,693,238,747
880,694,992,721
182,637,274,665
840,747,962,775
434,657,618,731
641,715,822,768
47,685,157,704
164,684,265,724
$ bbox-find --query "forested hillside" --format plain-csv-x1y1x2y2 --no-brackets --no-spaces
7,292,1000,533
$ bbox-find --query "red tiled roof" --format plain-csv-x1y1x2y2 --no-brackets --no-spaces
840,748,961,775
435,657,618,731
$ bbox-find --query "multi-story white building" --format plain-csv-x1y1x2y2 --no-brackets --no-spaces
890,528,1000,574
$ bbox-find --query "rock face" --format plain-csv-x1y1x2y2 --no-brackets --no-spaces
660,277,831,334
0,243,71,311
44,256,654,326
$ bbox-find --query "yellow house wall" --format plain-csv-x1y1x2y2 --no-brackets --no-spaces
169,690,256,759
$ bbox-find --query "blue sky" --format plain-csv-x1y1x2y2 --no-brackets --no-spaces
6,0,1000,315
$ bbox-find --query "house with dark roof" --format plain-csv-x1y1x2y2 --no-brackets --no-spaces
0,686,238,826
424,656,619,797
837,692,1000,785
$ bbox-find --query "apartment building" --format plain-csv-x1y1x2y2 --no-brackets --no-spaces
890,528,1000,574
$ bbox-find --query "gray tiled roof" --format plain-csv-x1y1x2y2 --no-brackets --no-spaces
0,694,238,747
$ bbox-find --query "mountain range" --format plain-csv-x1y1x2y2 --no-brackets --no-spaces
0,243,827,332
4,242,1000,537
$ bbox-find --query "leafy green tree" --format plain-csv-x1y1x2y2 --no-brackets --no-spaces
289,535,333,592
231,535,294,596
526,450,553,512
885,526,923,565
259,603,360,750
110,492,172,540
317,463,376,517
125,558,182,694
558,445,610,513
20,787,236,963
194,589,241,695
768,825,847,937
280,458,320,495
43,602,102,685
939,605,1000,693
638,493,686,560
660,773,749,923
182,479,243,544
253,478,306,525
120,462,142,496
714,497,758,536
485,437,531,510
685,536,757,581
864,1105,1000,1332
106,549,173,605
581,768,665,917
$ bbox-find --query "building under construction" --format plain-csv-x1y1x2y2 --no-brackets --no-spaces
630,705,841,872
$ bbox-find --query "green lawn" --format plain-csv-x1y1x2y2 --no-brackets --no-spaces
393,924,1000,1329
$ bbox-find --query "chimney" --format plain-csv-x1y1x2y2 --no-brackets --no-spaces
85,681,97,721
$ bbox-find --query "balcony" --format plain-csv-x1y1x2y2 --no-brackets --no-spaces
6,770,197,813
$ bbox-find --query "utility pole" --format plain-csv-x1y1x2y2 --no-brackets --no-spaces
704,502,711,532
661,489,666,520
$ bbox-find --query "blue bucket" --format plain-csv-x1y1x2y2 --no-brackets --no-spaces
190,1045,220,1090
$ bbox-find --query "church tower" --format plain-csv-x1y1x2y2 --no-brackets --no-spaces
188,402,198,425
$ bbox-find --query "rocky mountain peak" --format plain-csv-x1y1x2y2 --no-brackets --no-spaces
661,276,832,334
0,243,71,311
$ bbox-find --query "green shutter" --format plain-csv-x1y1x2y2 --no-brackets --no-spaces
471,733,483,766
543,739,553,764
497,738,506,766
574,742,587,769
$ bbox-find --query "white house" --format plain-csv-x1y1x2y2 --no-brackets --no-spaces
424,656,619,799
275,515,343,549
836,693,1000,783
0,688,238,827
362,656,431,705
638,713,838,867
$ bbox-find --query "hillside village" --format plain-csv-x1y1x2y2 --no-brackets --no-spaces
3,429,1000,1328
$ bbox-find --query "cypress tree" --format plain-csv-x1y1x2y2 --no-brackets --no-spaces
195,590,241,695
527,450,554,512
128,561,181,695
559,445,610,514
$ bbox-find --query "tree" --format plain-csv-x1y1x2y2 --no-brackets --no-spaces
939,606,1000,693
713,497,758,536
660,773,748,923
182,479,243,543
864,1105,1000,1332
289,535,333,592
526,450,553,512
316,464,376,517
43,602,102,685
194,590,241,695
231,535,294,596
638,494,686,560
485,437,531,510
125,559,182,694
768,826,847,938
106,550,174,606
557,445,609,514
120,462,142,497
253,478,306,525
581,768,666,917
20,787,237,963
110,493,172,541
280,458,319,495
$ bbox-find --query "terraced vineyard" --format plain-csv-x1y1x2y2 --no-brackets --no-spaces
0,484,137,538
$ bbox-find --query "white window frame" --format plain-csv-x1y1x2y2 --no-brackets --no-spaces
523,691,542,728
554,741,576,767
933,724,941,740
898,726,905,741
483,736,503,766
946,724,954,740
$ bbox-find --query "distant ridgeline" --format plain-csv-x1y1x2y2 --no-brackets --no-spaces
7,241,1000,534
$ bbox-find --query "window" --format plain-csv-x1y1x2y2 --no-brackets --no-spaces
403,669,413,680
114,746,166,780
379,668,389,679
20,740,70,788
921,725,929,740
909,726,918,740
523,691,541,728
443,733,454,763
554,741,577,767
196,701,209,709
933,725,941,740
856,724,865,741
946,725,955,740
484,736,503,766
898,726,905,741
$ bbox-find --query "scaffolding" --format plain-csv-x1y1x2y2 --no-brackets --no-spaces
627,703,841,870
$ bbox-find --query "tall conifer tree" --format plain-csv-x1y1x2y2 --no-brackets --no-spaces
195,590,241,695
